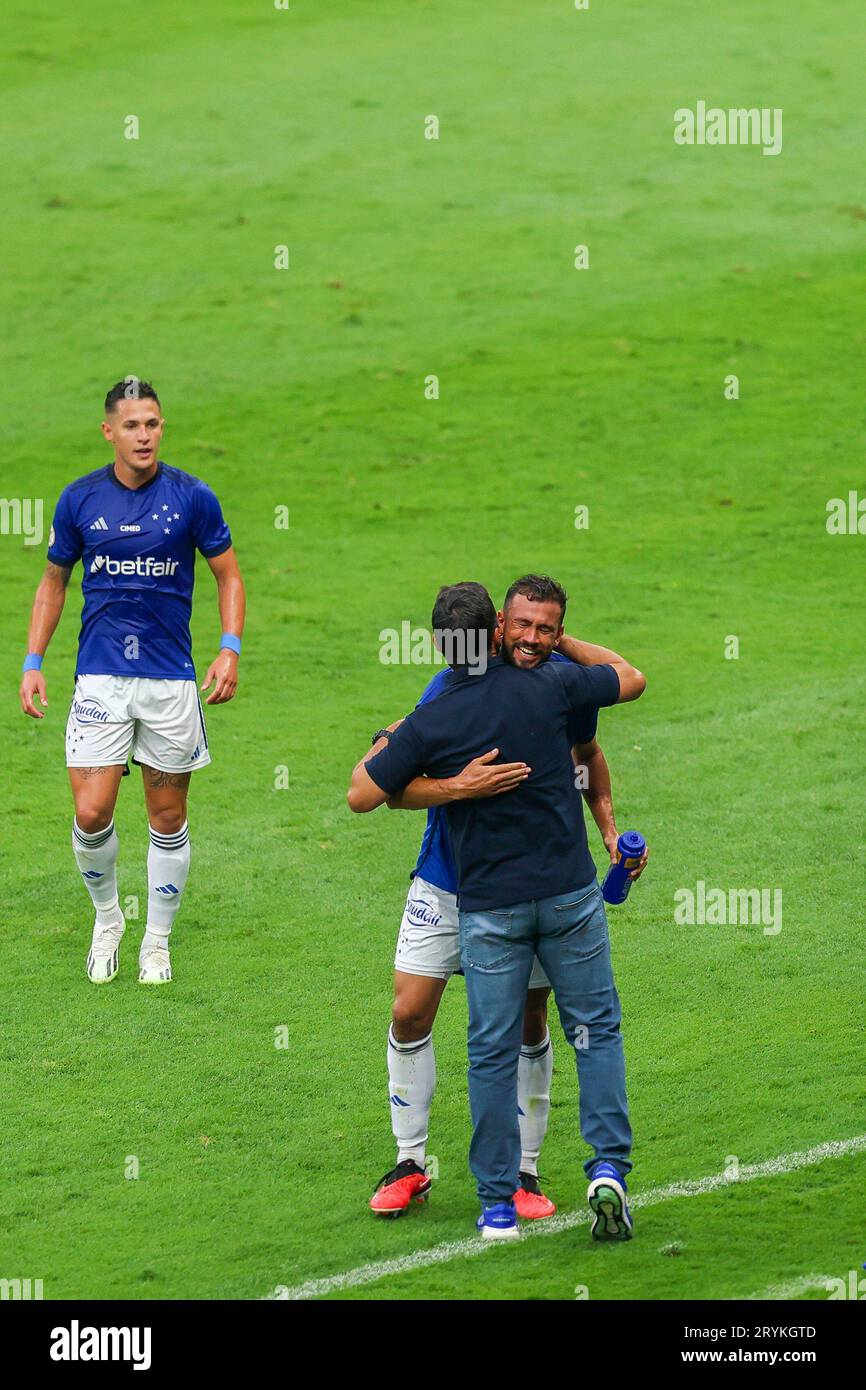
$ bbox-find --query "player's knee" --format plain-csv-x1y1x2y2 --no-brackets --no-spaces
391,999,436,1042
75,804,114,834
148,807,186,835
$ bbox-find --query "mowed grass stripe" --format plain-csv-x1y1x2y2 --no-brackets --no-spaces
270,1134,866,1300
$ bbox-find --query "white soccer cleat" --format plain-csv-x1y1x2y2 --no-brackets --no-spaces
86,911,125,984
138,945,172,984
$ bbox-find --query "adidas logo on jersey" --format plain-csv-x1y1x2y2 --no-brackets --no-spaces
90,554,179,577
89,516,109,531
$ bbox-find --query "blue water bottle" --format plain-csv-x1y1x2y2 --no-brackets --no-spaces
602,830,646,904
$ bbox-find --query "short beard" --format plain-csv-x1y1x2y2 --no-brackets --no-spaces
503,639,548,669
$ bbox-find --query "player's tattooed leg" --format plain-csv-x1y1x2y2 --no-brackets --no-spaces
140,764,191,834
68,765,124,832
141,766,191,790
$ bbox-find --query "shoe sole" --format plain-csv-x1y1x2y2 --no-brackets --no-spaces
588,1180,633,1241
138,975,173,985
370,1187,431,1218
479,1224,521,1241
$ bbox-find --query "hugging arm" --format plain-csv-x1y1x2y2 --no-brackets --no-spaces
346,720,404,813
347,718,530,813
386,749,531,809
557,632,646,702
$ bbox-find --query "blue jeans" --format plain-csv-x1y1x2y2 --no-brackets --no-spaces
459,879,632,1204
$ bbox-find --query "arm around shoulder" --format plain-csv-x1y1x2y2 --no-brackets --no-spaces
347,761,389,813
615,664,646,703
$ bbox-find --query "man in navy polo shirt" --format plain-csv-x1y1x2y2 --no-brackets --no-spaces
348,581,647,1242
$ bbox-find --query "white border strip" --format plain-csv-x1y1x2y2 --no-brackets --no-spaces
268,1133,866,1301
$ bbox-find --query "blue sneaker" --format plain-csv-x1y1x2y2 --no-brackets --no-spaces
476,1200,520,1241
587,1161,633,1241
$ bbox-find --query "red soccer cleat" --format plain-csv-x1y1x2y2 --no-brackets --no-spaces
513,1171,556,1220
369,1159,432,1217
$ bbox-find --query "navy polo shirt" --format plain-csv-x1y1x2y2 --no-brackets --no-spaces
365,655,621,911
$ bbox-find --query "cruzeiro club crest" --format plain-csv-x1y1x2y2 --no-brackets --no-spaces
152,502,181,536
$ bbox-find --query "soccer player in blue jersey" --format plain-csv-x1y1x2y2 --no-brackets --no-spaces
363,575,647,1221
19,378,245,985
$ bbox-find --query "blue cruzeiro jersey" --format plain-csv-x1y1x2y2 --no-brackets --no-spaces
46,461,232,681
410,650,602,895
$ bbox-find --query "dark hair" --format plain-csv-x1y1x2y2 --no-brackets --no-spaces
431,581,497,667
503,573,567,622
104,377,161,414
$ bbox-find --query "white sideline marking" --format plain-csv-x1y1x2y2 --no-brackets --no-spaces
268,1133,866,1301
743,1274,835,1301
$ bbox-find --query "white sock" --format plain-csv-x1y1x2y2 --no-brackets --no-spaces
518,1029,553,1176
72,819,121,926
145,821,190,948
388,1026,435,1167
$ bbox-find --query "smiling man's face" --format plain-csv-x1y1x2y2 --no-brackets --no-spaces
498,592,564,669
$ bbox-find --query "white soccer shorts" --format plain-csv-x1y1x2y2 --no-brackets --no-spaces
65,674,211,773
395,874,550,988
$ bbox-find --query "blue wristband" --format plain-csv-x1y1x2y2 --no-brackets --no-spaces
220,633,242,656
23,653,43,672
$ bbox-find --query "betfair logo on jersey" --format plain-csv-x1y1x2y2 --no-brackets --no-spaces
90,554,179,577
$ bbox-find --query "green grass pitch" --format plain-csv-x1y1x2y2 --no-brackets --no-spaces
1,0,864,1301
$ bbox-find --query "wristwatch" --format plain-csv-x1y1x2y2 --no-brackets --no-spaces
371,728,393,746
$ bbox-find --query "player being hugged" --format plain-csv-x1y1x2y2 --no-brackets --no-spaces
19,377,246,985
